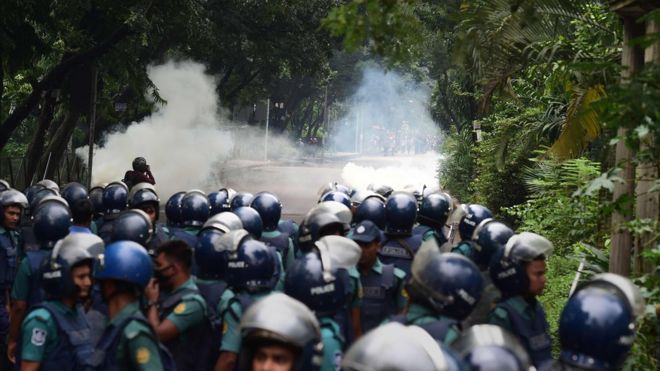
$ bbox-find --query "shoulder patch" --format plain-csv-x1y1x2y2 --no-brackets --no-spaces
393,267,407,279
174,302,186,314
136,347,151,364
31,327,47,346
493,307,509,319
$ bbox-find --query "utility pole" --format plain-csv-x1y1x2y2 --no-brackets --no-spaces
264,98,270,162
87,64,98,189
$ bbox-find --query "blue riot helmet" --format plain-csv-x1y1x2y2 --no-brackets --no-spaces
250,192,282,231
41,233,100,299
490,232,554,297
285,252,349,316
453,324,532,371
37,179,60,193
239,293,323,371
350,190,384,208
232,206,263,239
298,201,351,248
418,192,453,229
384,192,418,236
285,236,361,316
110,209,153,246
320,191,352,209
24,184,46,206
181,189,210,227
194,228,244,280
209,188,236,215
94,240,154,289
458,204,492,241
342,322,464,371
230,192,254,210
558,274,644,370
127,183,158,208
102,181,128,214
30,187,58,211
32,196,71,249
409,246,483,321
471,219,514,270
165,191,185,227
367,183,394,199
226,234,279,292
203,212,243,234
89,185,105,216
61,182,88,205
354,195,386,229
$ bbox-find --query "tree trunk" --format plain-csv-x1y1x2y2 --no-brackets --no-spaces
609,17,646,276
25,92,58,185
633,18,660,274
36,107,83,180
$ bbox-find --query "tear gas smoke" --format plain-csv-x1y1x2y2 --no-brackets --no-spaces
333,66,443,192
77,60,296,198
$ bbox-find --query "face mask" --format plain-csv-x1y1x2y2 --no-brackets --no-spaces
155,265,174,288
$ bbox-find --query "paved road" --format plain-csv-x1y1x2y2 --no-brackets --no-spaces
217,152,438,222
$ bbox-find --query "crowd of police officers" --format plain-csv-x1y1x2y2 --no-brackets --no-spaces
0,157,647,371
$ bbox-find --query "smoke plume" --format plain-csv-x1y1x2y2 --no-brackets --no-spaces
333,66,443,192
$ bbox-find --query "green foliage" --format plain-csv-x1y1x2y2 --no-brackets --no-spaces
323,0,423,63
438,129,475,202
539,254,578,356
504,157,603,255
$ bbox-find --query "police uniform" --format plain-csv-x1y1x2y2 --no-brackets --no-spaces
392,303,460,346
319,316,344,371
451,240,474,257
158,277,208,370
461,271,500,328
260,230,295,271
11,248,50,306
359,258,407,333
0,225,20,346
169,227,199,248
147,223,171,254
218,290,269,353
19,301,93,369
94,302,163,370
488,296,552,368
378,234,422,276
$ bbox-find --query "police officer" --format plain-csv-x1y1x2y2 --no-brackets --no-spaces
349,220,407,333
457,219,513,328
36,179,59,194
379,192,422,276
237,293,323,371
251,192,296,270
209,188,236,216
452,324,532,370
549,274,644,371
165,191,186,229
129,182,170,251
451,204,492,251
123,157,155,189
109,209,153,250
194,222,240,371
230,192,254,210
68,198,94,234
413,192,452,246
285,236,362,371
352,195,386,229
96,181,129,241
170,190,210,247
215,231,281,371
91,240,166,370
233,207,263,239
0,188,28,368
60,182,88,207
8,196,71,362
88,185,104,233
320,191,352,209
144,240,208,371
15,233,95,370
342,322,465,370
488,232,554,369
391,246,483,345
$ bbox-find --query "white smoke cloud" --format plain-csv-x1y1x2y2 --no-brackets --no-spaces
77,60,234,198
334,65,443,192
